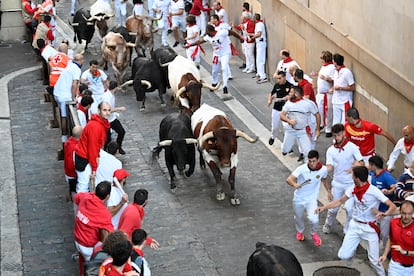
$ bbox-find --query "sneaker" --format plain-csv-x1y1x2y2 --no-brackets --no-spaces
239,64,246,69
223,87,228,94
242,68,248,73
257,78,268,84
282,152,288,156
297,153,304,162
312,233,322,246
252,75,259,79
228,76,233,80
268,138,274,145
167,29,173,34
210,83,218,92
322,224,331,234
246,69,256,74
296,232,304,241
119,148,126,155
173,41,179,47
325,132,332,138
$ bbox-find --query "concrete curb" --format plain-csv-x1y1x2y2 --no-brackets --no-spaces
0,66,39,275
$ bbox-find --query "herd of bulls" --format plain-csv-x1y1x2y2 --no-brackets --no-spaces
69,1,258,206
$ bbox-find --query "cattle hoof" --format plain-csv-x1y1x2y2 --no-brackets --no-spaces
161,103,166,107
139,107,145,112
170,186,176,193
185,170,192,177
230,197,241,206
216,192,225,201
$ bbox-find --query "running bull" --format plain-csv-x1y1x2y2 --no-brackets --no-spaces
160,55,219,113
101,31,135,84
120,57,167,110
151,113,198,190
191,104,258,205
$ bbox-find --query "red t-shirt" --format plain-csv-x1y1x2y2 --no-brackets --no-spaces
118,203,153,245
98,259,133,276
298,79,316,103
64,137,78,178
74,193,114,247
389,218,414,265
344,120,382,156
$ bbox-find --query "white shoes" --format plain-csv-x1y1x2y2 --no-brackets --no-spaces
246,69,256,73
242,68,248,73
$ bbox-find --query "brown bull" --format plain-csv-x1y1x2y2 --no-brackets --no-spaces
126,12,162,57
191,104,258,205
101,32,135,84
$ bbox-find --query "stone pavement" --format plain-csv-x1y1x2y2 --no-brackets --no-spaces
0,1,377,275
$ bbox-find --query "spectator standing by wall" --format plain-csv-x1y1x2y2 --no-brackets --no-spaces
250,13,267,84
387,125,414,172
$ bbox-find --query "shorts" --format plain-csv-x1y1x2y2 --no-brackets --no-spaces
172,17,186,32
54,96,71,117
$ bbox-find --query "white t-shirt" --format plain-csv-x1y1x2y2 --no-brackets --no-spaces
133,4,145,16
170,0,186,21
81,69,108,97
203,29,231,57
77,109,87,127
317,63,335,93
276,59,299,85
41,45,58,62
95,150,122,184
254,21,266,42
53,61,81,100
186,24,200,44
107,186,127,229
332,67,355,104
326,141,363,185
387,137,414,170
101,91,116,122
345,184,388,222
282,98,319,131
215,8,228,24
292,163,328,200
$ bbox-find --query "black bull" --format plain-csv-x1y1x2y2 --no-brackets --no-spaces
247,242,303,276
151,113,197,190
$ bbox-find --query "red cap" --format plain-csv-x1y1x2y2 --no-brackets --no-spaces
113,168,130,181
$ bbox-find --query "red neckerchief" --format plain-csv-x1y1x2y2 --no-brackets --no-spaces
404,138,414,153
334,137,349,152
214,20,223,27
134,247,144,257
91,69,101,78
323,61,333,66
336,65,346,72
255,19,263,23
188,22,196,27
290,97,302,103
77,104,89,122
375,168,388,177
354,119,362,127
352,182,370,201
308,162,323,171
283,57,293,63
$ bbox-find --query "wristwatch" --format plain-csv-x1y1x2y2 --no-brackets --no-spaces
406,250,409,255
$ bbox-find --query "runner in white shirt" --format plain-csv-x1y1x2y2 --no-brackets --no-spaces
287,150,329,246
315,50,335,136
274,49,300,85
95,149,122,184
387,125,414,172
185,15,201,66
169,0,186,47
330,53,355,125
81,60,109,114
323,123,364,235
316,166,396,276
153,0,171,46
212,1,228,24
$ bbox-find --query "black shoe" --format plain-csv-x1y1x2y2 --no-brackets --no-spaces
297,154,304,162
228,77,233,80
173,41,179,47
282,152,287,156
119,148,126,155
268,138,274,145
223,87,228,94
325,132,332,138
239,64,246,69
210,83,217,92
167,29,173,34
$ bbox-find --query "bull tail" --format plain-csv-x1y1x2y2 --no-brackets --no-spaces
150,145,163,165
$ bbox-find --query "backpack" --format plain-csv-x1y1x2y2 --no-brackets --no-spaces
83,250,111,276
130,250,144,276
184,0,193,13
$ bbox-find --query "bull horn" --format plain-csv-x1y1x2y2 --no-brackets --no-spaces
236,130,258,143
120,80,133,88
141,80,152,89
86,22,95,26
159,60,171,67
159,140,172,147
128,32,137,36
199,131,214,149
86,15,98,21
152,12,163,21
185,138,198,145
176,86,187,97
104,13,115,19
202,81,221,91
126,42,136,48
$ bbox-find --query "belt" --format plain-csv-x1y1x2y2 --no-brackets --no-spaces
396,261,414,267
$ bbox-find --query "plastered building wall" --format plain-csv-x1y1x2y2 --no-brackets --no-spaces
0,0,27,41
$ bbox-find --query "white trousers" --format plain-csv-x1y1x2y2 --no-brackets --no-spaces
196,12,207,36
186,45,200,64
293,197,319,234
211,54,230,88
76,163,91,193
158,18,169,46
243,42,255,71
115,1,127,27
316,92,333,132
71,0,76,14
333,100,352,125
324,181,354,233
255,41,267,79
388,259,414,276
74,241,94,262
282,129,311,162
338,219,385,276
270,109,282,139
